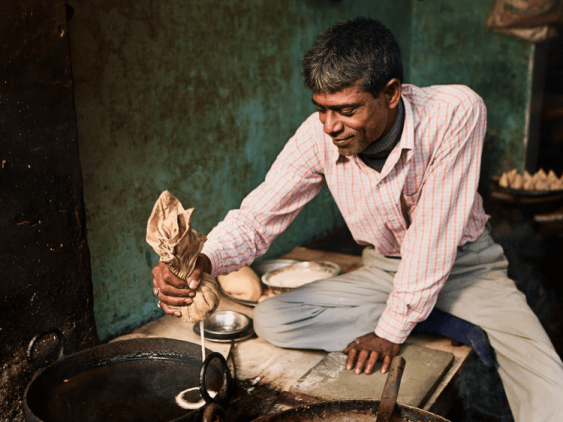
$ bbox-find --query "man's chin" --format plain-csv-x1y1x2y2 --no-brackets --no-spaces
337,146,362,157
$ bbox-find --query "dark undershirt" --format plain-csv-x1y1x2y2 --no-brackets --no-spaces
359,99,405,172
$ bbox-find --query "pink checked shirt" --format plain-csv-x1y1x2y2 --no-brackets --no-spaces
202,84,489,343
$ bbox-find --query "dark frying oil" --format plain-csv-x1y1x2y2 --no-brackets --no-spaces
32,359,222,422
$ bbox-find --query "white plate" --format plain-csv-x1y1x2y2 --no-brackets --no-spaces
262,261,340,289
250,259,302,277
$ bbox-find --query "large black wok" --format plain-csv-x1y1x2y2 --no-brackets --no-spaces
24,329,235,422
249,400,450,422
247,357,450,422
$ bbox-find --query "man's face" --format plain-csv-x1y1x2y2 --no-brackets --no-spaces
312,82,397,156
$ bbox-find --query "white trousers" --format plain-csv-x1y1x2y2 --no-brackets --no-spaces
253,229,563,422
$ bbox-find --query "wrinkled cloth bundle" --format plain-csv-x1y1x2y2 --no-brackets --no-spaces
146,191,220,323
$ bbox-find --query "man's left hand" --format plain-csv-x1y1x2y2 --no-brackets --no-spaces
343,332,401,375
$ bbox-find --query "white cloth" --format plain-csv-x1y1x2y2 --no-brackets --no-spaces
254,229,563,422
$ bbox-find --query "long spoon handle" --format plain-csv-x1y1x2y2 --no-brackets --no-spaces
376,356,406,422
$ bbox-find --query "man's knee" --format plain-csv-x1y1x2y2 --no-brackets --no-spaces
253,299,280,341
253,298,296,347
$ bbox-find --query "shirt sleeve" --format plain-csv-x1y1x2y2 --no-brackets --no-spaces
201,119,326,276
375,93,488,343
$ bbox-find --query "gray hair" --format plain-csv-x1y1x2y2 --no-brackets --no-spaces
303,17,403,97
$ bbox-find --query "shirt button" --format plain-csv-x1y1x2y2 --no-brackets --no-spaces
389,215,396,221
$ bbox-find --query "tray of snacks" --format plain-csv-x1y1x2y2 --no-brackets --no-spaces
497,168,563,196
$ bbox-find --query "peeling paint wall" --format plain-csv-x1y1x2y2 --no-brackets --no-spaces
409,0,534,174
68,0,412,341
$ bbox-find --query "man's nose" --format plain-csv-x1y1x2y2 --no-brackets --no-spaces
322,111,343,136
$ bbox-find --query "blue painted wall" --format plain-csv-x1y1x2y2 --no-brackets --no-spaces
69,0,413,341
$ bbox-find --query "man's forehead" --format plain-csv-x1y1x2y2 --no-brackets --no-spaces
312,85,372,107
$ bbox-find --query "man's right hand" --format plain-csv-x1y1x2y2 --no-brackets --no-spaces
151,254,212,317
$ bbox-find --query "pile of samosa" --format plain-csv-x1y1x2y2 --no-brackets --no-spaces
499,168,563,191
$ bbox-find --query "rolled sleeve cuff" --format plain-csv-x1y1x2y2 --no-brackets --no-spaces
200,244,222,277
375,308,417,344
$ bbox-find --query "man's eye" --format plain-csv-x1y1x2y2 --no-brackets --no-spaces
340,110,354,116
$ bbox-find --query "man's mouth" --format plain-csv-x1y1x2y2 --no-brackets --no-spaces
332,135,354,147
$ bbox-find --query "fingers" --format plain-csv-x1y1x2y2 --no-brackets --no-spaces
186,254,211,290
346,348,380,374
354,350,370,375
381,354,392,374
365,351,378,375
187,267,202,290
343,333,401,375
158,300,182,317
152,261,193,298
158,291,193,307
152,261,195,317
158,261,189,289
153,284,193,315
346,349,387,374
346,348,357,370
154,281,193,298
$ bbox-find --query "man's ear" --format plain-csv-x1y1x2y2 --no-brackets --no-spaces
383,78,402,109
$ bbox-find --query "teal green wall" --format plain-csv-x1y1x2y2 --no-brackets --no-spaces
70,0,535,342
409,0,534,173
69,0,412,341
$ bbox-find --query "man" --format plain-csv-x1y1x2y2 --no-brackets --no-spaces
152,17,563,421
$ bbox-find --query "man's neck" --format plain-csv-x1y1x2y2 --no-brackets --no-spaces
361,98,405,158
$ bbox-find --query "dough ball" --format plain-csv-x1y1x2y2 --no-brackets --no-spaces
218,266,263,302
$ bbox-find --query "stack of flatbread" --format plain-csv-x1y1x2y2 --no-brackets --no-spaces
499,168,563,191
